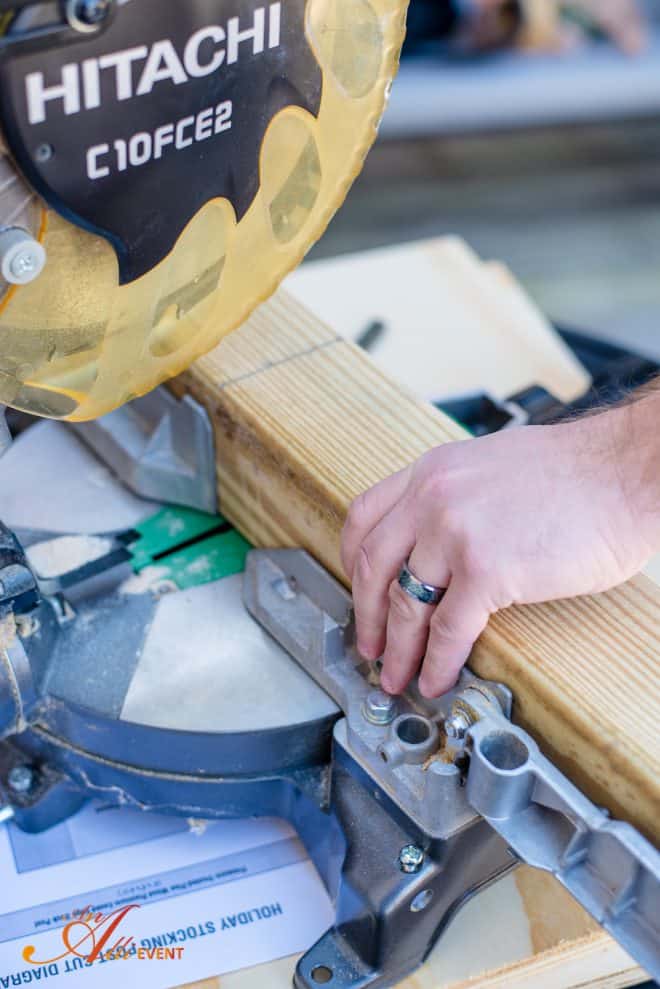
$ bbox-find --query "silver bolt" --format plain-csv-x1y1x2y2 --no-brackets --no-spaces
8,765,34,795
362,689,397,726
0,228,46,286
445,710,473,741
398,844,425,874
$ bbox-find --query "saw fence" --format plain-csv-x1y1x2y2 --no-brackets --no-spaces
172,242,659,988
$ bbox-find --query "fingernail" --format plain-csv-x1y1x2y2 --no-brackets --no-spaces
380,674,394,694
358,641,377,661
418,677,434,699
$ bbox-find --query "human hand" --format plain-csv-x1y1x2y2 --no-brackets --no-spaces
341,406,660,698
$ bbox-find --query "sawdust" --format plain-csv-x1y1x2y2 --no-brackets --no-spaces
0,613,17,651
27,535,112,578
119,565,170,595
186,555,212,576
165,516,186,538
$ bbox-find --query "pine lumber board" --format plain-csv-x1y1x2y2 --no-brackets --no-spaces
173,288,660,845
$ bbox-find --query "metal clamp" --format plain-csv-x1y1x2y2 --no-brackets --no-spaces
447,688,660,980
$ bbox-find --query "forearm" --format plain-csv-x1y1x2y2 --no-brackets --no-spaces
624,378,660,552
608,380,660,555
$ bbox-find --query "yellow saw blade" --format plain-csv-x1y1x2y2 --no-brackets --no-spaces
0,0,407,421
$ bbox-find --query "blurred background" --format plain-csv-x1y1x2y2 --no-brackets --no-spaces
310,0,660,364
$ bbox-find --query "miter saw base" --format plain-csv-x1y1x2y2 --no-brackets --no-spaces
0,419,658,987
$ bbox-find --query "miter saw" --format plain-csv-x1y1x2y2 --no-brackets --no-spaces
0,2,658,987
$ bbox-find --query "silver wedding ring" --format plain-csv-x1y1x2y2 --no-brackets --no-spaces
398,559,446,606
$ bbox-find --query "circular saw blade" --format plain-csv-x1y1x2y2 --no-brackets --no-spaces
0,0,407,421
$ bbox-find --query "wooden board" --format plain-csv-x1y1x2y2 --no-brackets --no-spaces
285,238,591,404
174,286,660,845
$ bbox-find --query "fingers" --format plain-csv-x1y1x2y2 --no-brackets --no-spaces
418,577,492,698
613,15,646,54
341,467,412,579
380,545,451,695
579,0,647,53
351,501,417,660
601,0,647,53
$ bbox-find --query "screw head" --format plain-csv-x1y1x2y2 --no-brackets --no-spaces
10,252,37,279
35,143,54,163
67,0,112,30
362,689,397,726
445,710,472,741
0,228,47,286
398,843,425,874
8,765,34,795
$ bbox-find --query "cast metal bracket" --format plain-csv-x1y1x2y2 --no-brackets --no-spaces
454,689,660,979
244,548,660,982
72,388,217,514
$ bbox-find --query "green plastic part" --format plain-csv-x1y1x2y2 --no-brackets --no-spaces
129,506,251,589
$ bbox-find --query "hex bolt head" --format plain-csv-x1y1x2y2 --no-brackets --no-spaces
8,765,35,795
398,844,425,874
0,228,46,286
362,689,397,726
445,710,473,741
